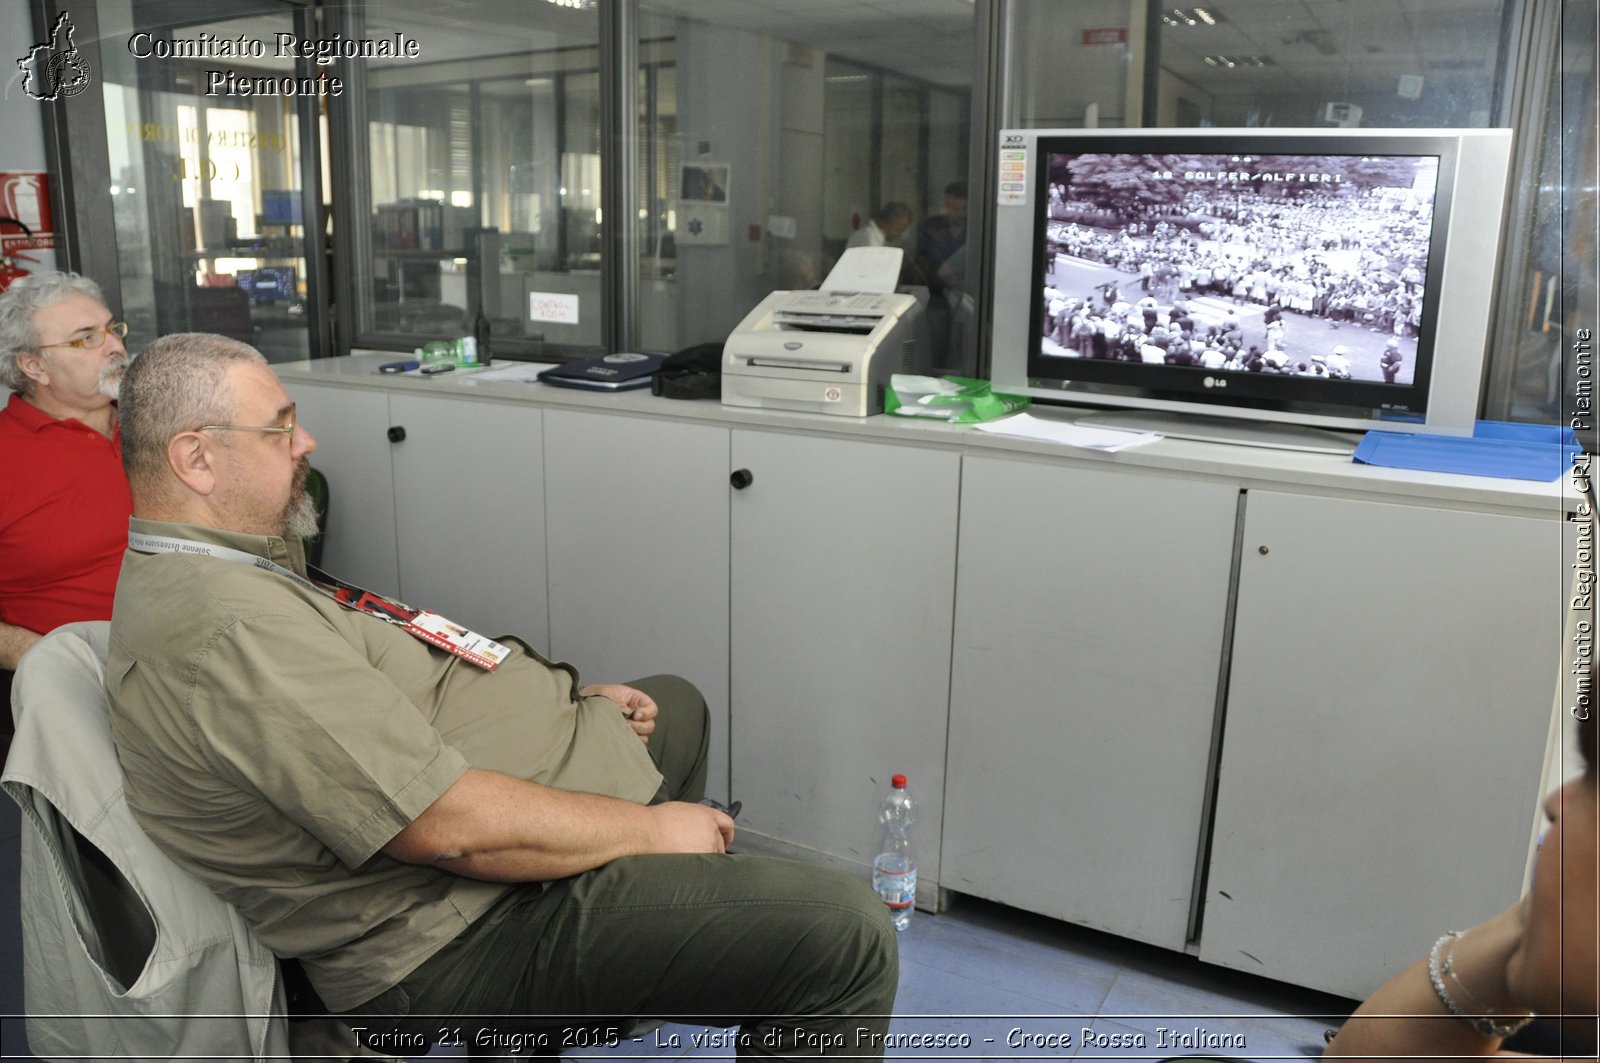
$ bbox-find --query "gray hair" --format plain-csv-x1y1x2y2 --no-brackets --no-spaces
0,271,108,393
119,332,266,496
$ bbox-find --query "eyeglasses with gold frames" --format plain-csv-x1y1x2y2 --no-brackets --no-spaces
195,404,297,440
38,320,130,351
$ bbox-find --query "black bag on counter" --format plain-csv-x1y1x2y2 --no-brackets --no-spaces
651,342,723,400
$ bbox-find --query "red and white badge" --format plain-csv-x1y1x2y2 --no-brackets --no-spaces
405,610,512,670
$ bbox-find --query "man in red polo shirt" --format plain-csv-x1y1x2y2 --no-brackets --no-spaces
0,272,133,672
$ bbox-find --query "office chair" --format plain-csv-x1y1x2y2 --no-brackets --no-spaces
1,667,12,767
303,465,329,569
2,622,292,1059
3,624,630,1062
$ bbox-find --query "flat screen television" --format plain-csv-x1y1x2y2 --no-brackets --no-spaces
235,266,297,305
989,128,1514,451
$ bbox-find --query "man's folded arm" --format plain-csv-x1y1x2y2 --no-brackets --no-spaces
0,619,43,671
383,768,735,883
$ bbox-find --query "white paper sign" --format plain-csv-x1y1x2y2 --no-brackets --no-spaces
676,207,729,245
529,291,580,325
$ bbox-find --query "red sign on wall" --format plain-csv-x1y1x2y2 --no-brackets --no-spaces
0,172,57,251
1082,27,1129,46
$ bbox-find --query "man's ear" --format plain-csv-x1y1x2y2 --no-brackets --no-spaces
166,431,218,497
16,351,47,389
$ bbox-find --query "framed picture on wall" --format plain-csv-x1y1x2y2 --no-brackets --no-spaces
677,162,730,244
680,163,730,203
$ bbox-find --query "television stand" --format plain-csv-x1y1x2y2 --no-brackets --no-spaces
1075,410,1361,456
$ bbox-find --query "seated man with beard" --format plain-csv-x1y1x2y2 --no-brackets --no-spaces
103,333,897,1053
0,272,133,679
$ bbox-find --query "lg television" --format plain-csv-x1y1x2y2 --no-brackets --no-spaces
989,128,1514,451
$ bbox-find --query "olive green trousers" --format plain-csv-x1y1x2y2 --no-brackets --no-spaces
344,674,899,1059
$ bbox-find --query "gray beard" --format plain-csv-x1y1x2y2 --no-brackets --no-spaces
97,355,130,400
284,491,321,542
283,463,321,542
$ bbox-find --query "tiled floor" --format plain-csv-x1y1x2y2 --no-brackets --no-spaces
0,793,1352,1061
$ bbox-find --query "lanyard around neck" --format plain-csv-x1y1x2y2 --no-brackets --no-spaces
127,530,511,670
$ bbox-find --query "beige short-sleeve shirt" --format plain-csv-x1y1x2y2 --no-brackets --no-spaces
107,518,662,1011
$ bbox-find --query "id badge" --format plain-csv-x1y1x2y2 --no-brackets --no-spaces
405,611,513,671
317,570,511,671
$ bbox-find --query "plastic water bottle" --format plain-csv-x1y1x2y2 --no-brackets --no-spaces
872,774,916,931
473,304,493,365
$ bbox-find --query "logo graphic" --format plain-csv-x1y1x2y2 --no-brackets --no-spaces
17,13,93,102
1203,376,1228,389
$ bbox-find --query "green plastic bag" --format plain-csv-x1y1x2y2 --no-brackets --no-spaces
886,374,1030,423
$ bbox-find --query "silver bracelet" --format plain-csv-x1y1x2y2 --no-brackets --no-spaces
1427,931,1534,1039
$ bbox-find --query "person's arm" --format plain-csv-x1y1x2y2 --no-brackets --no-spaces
1324,902,1532,1062
183,607,728,881
0,620,43,671
383,767,734,882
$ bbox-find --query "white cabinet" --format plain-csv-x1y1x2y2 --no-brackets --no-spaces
1199,491,1566,998
943,454,1240,949
546,416,962,867
279,360,1571,995
286,382,397,593
944,463,1566,993
543,410,732,802
728,430,961,890
388,394,547,646
285,382,547,645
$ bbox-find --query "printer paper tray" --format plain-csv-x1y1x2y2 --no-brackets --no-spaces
745,357,851,373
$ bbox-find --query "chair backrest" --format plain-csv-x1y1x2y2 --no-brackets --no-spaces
1,666,13,766
66,813,158,991
303,464,330,568
1,622,290,1061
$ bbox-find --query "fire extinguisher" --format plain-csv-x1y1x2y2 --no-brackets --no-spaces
0,216,37,291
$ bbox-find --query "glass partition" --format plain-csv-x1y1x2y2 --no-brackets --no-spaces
1482,0,1597,428
44,0,1593,427
1007,0,1514,130
84,0,324,362
347,0,605,359
632,2,979,374
1000,0,1595,430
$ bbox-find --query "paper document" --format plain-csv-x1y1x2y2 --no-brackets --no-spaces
459,363,549,384
975,412,1161,452
820,246,903,293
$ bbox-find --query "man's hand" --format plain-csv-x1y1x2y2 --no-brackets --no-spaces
580,683,658,742
648,801,736,853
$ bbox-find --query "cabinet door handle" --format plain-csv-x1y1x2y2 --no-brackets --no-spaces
1258,545,1270,555
729,468,754,490
387,426,407,443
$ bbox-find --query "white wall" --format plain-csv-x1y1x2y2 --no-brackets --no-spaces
673,22,800,343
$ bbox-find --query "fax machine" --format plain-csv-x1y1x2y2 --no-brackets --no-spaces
722,248,926,417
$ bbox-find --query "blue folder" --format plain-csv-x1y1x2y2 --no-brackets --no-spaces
1353,421,1582,482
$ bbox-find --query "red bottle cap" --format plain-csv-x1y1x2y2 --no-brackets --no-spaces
891,774,907,789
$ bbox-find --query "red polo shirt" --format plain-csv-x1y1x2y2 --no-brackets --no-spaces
0,393,133,636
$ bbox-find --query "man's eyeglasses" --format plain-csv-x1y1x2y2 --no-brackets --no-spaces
196,405,297,440
39,320,130,351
